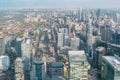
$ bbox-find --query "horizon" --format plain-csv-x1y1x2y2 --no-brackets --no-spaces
0,0,120,9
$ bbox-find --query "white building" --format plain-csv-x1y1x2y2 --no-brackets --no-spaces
58,33,64,47
68,51,90,80
0,56,10,71
87,18,93,58
21,38,32,71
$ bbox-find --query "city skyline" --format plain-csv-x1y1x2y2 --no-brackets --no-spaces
0,0,120,9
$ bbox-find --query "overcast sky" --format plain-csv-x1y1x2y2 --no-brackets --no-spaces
0,0,120,9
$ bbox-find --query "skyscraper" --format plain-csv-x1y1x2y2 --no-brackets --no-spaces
58,33,64,47
68,51,90,80
70,36,80,50
30,49,46,80
21,38,32,71
15,57,25,80
87,17,93,58
50,62,64,80
101,56,120,80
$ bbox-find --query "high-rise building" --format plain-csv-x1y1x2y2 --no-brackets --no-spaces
50,62,64,80
21,38,32,71
101,56,120,80
15,38,22,57
0,37,5,55
70,37,80,50
64,35,70,46
68,51,90,80
46,56,56,77
100,26,112,43
15,57,25,80
94,47,106,69
0,56,10,71
87,18,93,58
96,9,100,20
30,49,46,80
58,33,64,47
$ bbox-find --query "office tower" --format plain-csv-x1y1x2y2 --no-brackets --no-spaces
21,38,32,71
101,56,120,80
58,33,64,47
15,38,22,57
94,47,106,69
15,57,25,80
64,35,70,46
46,56,56,77
87,17,93,58
30,49,46,80
0,37,5,55
0,56,10,71
100,26,112,43
96,9,100,20
68,51,90,80
70,37,80,50
78,8,82,22
50,62,64,80
111,29,120,44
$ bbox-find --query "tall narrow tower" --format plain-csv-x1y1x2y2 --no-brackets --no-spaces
87,17,93,59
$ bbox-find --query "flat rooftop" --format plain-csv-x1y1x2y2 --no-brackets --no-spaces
103,56,120,70
68,51,87,62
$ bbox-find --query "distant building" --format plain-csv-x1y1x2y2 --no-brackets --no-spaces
0,37,5,55
68,51,90,80
59,26,69,34
70,37,80,50
4,36,13,55
100,26,113,43
64,35,70,46
15,38,22,57
21,38,32,71
50,62,64,80
87,18,93,58
111,28,120,44
58,33,64,47
46,56,56,77
101,56,120,80
60,46,71,54
15,57,25,80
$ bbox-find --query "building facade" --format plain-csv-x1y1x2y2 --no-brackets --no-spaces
50,62,64,80
15,57,25,80
101,56,120,80
70,37,80,50
68,51,90,80
21,38,32,71
58,33,64,47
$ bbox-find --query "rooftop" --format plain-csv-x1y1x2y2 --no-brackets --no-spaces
68,51,87,62
103,56,120,70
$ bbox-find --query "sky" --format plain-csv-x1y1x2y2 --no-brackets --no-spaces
0,0,120,9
